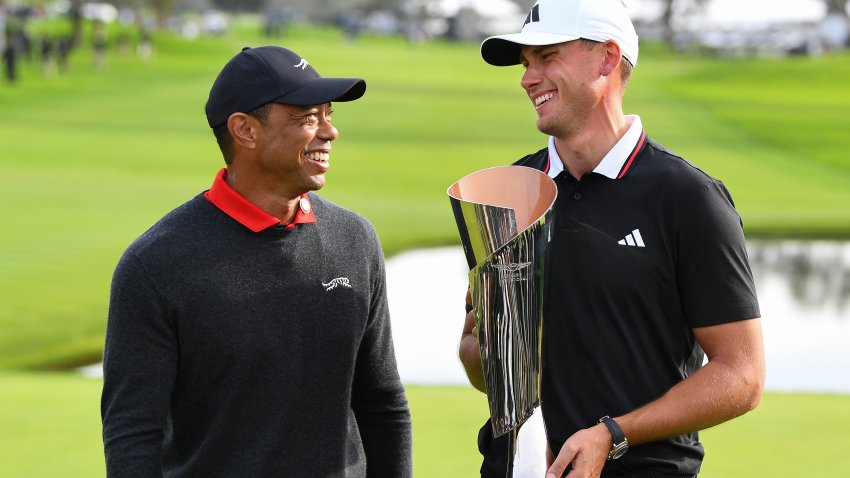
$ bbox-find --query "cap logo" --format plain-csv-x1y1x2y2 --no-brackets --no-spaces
293,58,309,70
522,3,540,27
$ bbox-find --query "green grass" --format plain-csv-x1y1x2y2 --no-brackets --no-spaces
699,393,850,477
1,20,849,478
628,45,850,235
2,22,850,370
0,373,847,477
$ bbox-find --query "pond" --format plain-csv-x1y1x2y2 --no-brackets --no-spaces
79,240,849,393
385,240,850,393
747,240,850,393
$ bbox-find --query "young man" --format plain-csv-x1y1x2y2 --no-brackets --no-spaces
459,1,766,477
102,46,412,477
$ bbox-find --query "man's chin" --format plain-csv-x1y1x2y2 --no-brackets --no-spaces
536,120,556,137
537,115,571,138
309,176,326,191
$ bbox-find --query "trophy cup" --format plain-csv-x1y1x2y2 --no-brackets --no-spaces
448,166,557,472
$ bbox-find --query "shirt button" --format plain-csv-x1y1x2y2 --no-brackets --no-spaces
573,192,582,200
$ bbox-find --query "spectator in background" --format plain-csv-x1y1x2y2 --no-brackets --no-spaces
3,29,16,83
92,20,107,69
39,35,53,76
137,26,152,61
56,36,71,72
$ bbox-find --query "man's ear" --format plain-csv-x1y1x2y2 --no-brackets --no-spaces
599,40,622,77
227,113,260,150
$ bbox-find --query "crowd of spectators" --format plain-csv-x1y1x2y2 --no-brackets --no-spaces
1,4,153,85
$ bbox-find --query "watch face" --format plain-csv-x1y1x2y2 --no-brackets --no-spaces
610,442,628,460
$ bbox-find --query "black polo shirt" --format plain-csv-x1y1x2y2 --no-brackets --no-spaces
479,117,760,477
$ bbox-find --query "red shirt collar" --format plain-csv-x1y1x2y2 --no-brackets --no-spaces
203,168,317,232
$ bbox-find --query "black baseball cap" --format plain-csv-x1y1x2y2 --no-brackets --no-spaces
205,46,367,128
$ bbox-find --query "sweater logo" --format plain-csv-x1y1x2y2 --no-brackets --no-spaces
322,277,351,291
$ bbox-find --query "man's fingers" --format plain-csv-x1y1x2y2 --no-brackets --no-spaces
546,444,576,478
462,309,476,335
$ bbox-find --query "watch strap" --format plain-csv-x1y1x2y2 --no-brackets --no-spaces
599,415,628,460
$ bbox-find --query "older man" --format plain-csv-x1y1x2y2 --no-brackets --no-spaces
102,46,412,477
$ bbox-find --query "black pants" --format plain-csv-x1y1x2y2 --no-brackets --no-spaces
477,419,698,478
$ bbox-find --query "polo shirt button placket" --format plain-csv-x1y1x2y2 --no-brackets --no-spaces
573,192,582,200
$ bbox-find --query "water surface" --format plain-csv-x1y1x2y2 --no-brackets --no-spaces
386,241,850,393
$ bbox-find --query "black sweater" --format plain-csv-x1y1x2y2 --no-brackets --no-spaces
102,192,412,477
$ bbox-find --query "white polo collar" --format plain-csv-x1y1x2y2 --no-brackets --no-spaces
547,115,644,180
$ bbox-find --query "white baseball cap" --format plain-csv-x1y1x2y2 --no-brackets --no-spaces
481,0,639,67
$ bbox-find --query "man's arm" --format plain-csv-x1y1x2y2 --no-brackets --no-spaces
351,231,412,477
546,317,765,478
459,289,486,393
101,251,177,477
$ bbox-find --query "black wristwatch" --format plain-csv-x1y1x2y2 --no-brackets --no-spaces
599,416,629,460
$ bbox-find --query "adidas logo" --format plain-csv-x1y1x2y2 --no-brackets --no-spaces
523,4,540,27
618,229,645,247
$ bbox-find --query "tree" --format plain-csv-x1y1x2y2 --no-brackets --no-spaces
212,0,266,13
824,0,848,16
69,0,82,48
820,0,849,49
659,0,709,48
149,0,178,29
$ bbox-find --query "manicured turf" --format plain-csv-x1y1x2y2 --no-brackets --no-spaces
2,23,849,370
1,19,849,478
1,373,848,477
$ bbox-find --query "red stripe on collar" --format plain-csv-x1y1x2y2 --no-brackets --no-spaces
617,131,647,180
203,168,317,233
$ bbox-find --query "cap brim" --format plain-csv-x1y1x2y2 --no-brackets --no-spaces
481,32,580,66
273,77,366,106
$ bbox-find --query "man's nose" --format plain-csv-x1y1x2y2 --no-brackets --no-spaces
318,118,339,141
520,64,541,91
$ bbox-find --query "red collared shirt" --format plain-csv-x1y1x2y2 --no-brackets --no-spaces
203,168,317,232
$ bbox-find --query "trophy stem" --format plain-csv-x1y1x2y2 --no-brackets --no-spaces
505,426,518,478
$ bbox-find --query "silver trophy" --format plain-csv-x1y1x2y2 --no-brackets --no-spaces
448,166,557,442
